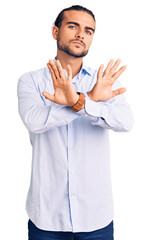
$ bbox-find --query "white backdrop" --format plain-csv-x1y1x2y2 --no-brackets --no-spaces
0,0,151,239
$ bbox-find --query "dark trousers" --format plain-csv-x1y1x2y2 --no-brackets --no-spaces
28,219,114,240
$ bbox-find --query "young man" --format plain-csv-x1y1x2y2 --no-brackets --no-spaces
17,5,134,240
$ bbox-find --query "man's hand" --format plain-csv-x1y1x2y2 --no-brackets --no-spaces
87,59,127,102
42,60,79,106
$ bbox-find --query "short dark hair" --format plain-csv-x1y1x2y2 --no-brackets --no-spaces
54,5,96,29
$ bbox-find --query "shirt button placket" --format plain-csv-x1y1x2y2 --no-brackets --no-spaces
67,123,77,231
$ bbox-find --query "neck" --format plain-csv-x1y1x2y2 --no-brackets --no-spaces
55,50,83,78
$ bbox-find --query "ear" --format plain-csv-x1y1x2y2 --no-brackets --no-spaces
52,26,59,40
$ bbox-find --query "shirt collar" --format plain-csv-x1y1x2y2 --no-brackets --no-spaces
80,62,92,77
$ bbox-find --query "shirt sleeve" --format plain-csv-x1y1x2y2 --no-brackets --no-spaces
17,72,80,133
76,80,134,132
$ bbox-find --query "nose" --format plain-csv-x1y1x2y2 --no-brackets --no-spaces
75,29,84,40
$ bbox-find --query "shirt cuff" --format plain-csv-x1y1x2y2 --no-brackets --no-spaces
84,92,103,117
76,93,105,123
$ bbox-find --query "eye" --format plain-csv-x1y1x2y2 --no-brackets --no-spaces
69,25,76,29
86,30,92,35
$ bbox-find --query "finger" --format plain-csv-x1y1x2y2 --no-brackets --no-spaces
97,64,104,83
103,59,114,76
111,65,127,81
109,58,121,75
47,63,57,84
112,87,126,97
55,60,66,79
42,91,55,102
66,65,72,81
49,59,60,79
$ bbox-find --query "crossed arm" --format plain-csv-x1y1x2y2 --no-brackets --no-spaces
17,59,134,133
42,58,127,106
42,59,134,131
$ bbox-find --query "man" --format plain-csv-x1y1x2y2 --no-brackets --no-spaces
17,5,134,240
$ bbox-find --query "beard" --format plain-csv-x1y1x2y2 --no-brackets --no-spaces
57,37,88,58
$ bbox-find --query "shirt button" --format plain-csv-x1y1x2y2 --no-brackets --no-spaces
70,125,72,128
71,147,73,150
65,119,69,123
71,194,75,197
85,114,88,117
70,170,74,174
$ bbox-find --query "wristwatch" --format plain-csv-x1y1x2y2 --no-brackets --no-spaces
70,92,85,112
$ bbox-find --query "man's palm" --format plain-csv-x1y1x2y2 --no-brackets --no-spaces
87,59,127,102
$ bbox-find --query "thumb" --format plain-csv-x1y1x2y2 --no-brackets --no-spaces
42,91,55,102
112,87,126,97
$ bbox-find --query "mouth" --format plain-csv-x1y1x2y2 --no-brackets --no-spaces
71,41,84,47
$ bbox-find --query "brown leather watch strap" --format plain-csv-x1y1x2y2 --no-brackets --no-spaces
70,93,85,112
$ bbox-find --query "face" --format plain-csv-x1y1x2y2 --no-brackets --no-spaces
53,10,95,58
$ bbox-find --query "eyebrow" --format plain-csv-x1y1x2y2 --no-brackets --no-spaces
66,21,95,33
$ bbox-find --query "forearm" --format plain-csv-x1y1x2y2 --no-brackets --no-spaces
17,73,80,134
70,58,134,131
19,104,79,134
74,92,134,132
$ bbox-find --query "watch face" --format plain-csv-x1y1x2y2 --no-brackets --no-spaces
77,92,81,95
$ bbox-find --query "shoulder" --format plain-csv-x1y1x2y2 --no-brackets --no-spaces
17,67,51,94
18,66,51,89
19,67,48,81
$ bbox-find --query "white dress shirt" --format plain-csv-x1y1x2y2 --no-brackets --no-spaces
17,60,134,232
